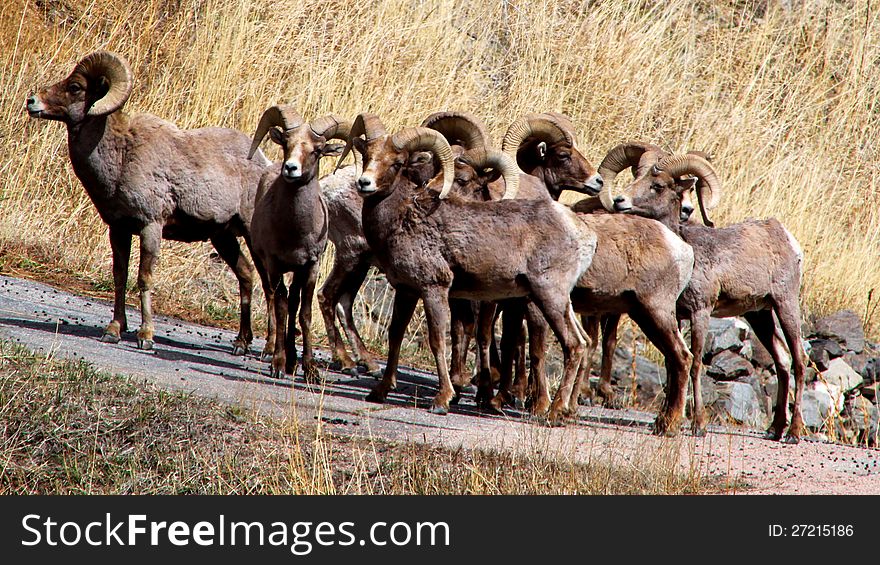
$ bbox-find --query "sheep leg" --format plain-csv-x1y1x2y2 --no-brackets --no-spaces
102,227,132,343
687,309,711,436
135,224,161,350
449,298,475,393
298,263,321,383
529,292,586,427
597,314,622,408
284,270,304,378
210,232,255,356
366,289,418,404
568,315,600,412
630,304,692,437
525,305,551,417
509,301,536,406
248,249,275,363
744,310,790,441
490,300,526,413
269,271,290,379
475,301,500,411
318,258,360,375
774,300,808,443
421,287,455,415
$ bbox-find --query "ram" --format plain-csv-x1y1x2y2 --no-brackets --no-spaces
25,51,270,354
605,145,807,442
246,105,349,379
343,114,597,424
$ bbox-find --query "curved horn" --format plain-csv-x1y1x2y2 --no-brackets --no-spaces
656,153,722,225
391,127,454,199
460,147,521,200
247,104,304,159
596,141,665,211
501,113,573,157
420,111,491,150
73,51,133,117
685,150,717,226
309,114,352,142
336,112,386,172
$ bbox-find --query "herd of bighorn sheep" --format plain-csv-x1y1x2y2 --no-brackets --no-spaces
25,51,809,442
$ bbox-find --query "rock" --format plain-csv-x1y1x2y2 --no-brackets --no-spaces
706,350,753,380
860,382,879,401
809,338,844,359
712,381,767,428
747,337,776,370
704,317,748,360
842,351,871,376
810,310,865,354
863,357,880,383
610,348,667,407
809,346,830,372
819,358,863,393
845,395,879,433
800,382,840,431
845,395,879,446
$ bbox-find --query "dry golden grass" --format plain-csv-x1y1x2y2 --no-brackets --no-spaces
2,0,879,351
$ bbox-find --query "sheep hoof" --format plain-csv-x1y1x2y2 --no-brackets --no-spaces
692,425,708,438
366,367,384,379
546,411,566,427
260,351,274,363
430,404,449,416
231,343,248,356
101,332,121,344
137,338,154,351
781,434,801,445
340,367,359,377
365,389,387,404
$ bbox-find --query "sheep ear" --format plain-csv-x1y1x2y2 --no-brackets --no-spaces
268,127,284,146
536,141,548,160
322,143,345,157
485,167,503,184
409,151,433,166
676,177,698,192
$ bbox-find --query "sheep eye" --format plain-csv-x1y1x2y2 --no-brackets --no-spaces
68,83,83,94
558,153,570,161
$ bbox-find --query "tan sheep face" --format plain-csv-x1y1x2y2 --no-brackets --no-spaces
539,140,604,195
26,71,102,123
617,171,693,225
354,137,408,195
269,127,342,183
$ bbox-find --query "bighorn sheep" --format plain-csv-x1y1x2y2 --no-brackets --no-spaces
246,105,349,379
341,113,597,423
25,51,270,353
602,143,807,442
317,111,503,380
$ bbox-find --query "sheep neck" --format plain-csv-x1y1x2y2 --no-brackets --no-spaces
65,111,130,211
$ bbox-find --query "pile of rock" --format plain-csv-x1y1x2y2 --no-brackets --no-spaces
602,310,880,445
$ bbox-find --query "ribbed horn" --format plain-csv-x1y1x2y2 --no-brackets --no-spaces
501,114,573,157
73,51,133,117
597,141,665,211
656,153,722,225
420,111,491,150
309,114,352,142
391,127,454,199
247,104,304,159
459,147,521,200
336,113,386,173
686,150,717,226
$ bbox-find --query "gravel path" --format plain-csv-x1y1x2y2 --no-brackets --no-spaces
1,274,877,494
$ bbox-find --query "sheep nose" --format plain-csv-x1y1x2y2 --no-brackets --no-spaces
357,177,373,189
681,204,695,217
26,95,37,106
613,195,626,204
283,162,299,174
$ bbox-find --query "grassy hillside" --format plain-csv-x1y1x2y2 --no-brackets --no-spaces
2,0,879,349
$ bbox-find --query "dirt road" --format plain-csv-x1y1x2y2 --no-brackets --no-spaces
1,274,877,494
